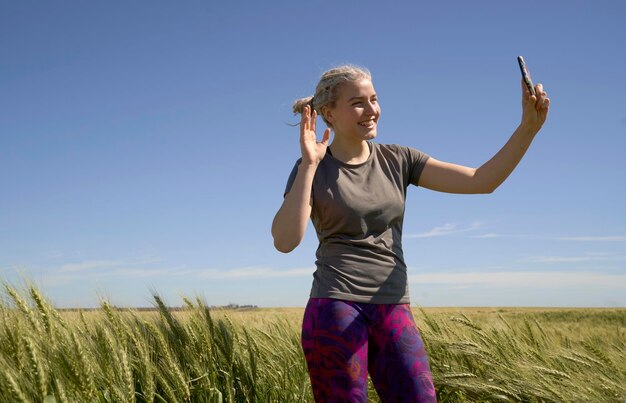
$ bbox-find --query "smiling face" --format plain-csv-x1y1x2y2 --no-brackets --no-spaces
323,78,380,143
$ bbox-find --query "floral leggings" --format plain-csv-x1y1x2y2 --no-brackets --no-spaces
301,298,437,402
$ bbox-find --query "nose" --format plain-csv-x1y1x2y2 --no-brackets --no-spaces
364,100,377,115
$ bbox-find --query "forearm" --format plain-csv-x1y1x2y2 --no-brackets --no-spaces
474,123,538,193
474,80,550,192
271,163,317,253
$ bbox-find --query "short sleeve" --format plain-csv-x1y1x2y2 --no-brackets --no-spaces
407,147,430,186
283,158,302,197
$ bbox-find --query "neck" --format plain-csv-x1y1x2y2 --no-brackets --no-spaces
329,137,370,164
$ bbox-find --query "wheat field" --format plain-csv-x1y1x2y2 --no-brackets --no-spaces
1,283,624,402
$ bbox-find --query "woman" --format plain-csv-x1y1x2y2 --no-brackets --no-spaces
271,65,549,402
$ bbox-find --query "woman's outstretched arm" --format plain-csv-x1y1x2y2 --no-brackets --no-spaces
272,106,330,252
419,80,550,194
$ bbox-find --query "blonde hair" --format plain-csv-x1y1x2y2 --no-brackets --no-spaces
292,65,372,128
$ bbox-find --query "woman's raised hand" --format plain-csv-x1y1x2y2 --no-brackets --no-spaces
300,105,331,166
521,79,550,133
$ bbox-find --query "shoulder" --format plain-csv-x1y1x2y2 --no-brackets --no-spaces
373,142,403,157
373,142,428,161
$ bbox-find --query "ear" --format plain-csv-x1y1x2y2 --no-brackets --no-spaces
322,106,334,126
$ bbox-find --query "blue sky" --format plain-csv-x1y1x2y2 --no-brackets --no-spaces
1,1,625,308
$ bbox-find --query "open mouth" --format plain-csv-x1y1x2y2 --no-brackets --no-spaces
358,120,376,128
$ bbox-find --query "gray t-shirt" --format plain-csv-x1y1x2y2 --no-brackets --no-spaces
284,142,429,304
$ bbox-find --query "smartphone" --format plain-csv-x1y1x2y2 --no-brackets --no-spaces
517,56,536,96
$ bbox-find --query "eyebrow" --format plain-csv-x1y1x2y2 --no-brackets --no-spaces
347,94,377,102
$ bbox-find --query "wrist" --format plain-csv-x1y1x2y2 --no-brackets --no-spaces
298,161,319,174
300,157,320,166
518,120,540,137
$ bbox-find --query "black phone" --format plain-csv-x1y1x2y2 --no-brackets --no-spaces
517,56,536,96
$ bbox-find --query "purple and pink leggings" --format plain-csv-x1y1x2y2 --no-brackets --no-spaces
301,298,437,402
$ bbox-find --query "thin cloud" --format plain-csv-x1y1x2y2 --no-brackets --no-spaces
199,266,312,280
408,271,626,289
37,274,79,288
114,267,193,278
554,236,626,241
523,253,624,264
60,260,124,272
37,266,192,287
406,222,483,239
472,233,501,239
471,233,532,239
470,234,626,241
59,257,162,273
45,250,64,259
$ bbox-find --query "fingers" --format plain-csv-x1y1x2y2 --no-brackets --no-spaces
300,105,310,136
321,128,331,145
521,78,533,108
534,83,550,111
534,83,545,101
521,80,550,110
300,104,320,137
521,78,529,95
